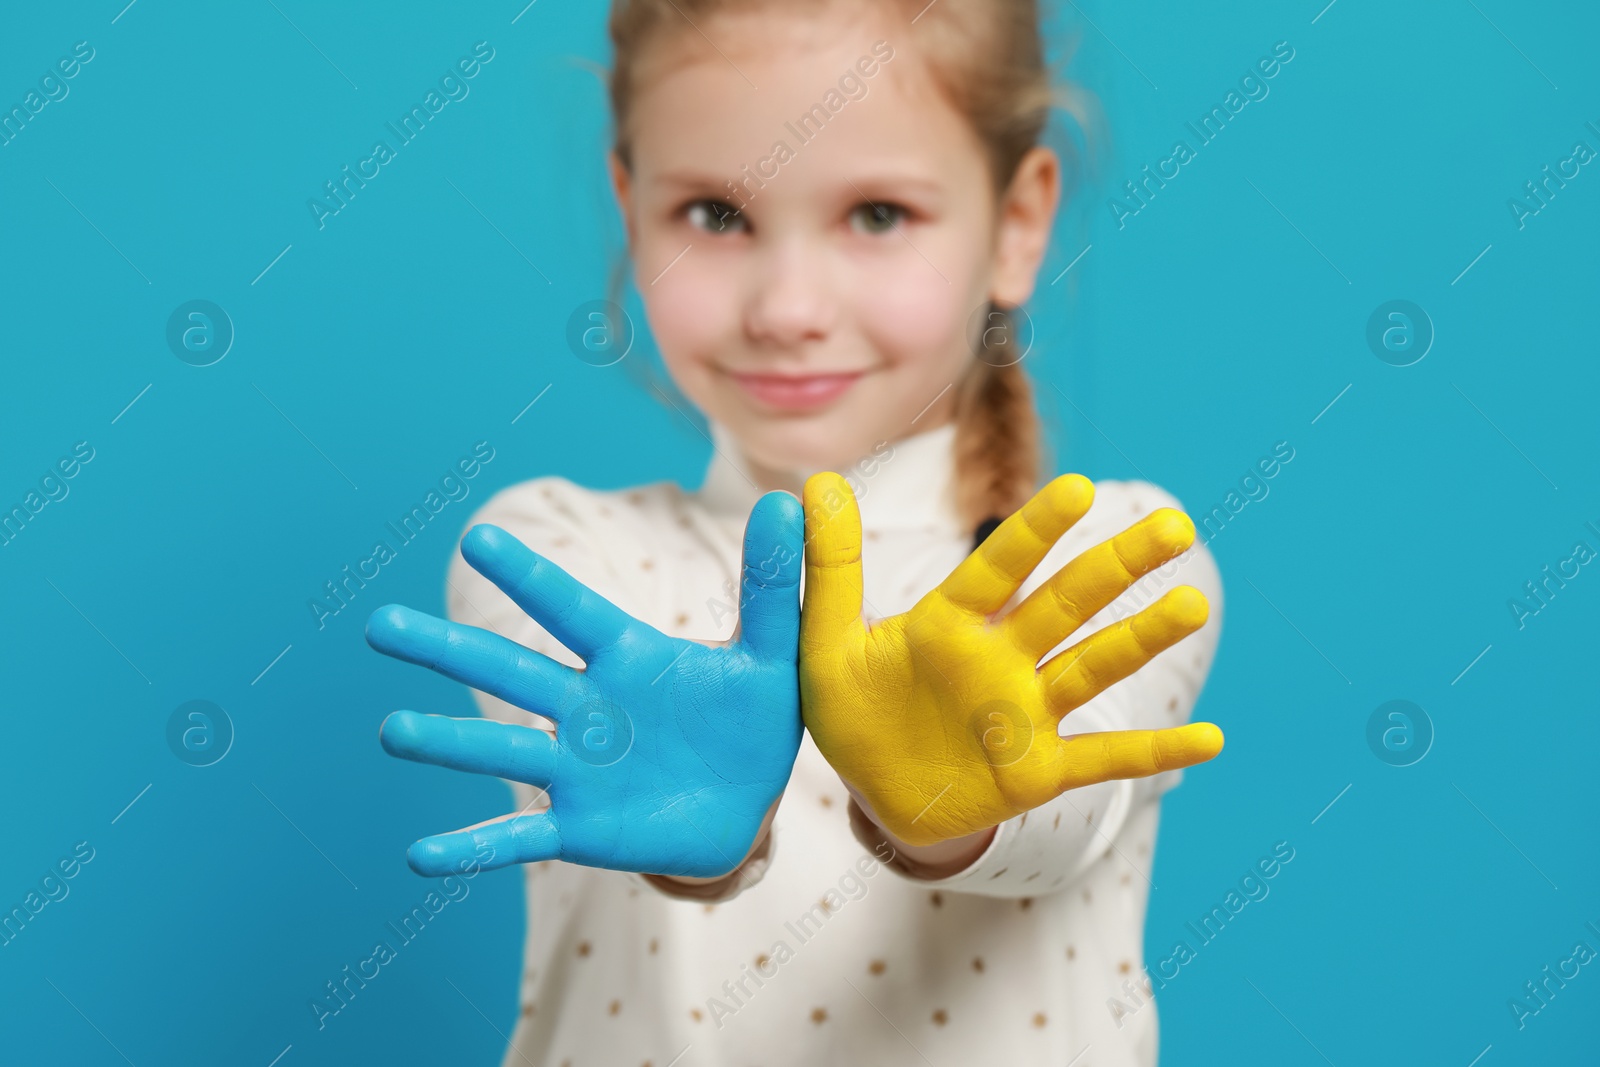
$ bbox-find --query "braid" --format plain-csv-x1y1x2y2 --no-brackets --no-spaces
953,303,1045,539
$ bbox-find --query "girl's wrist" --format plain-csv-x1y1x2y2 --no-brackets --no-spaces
841,780,995,879
649,795,781,887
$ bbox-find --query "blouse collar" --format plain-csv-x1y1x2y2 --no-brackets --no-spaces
696,416,966,534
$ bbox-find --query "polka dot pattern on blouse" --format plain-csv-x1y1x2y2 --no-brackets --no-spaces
444,417,1223,1067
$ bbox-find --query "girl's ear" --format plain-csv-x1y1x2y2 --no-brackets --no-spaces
608,151,636,249
989,146,1062,309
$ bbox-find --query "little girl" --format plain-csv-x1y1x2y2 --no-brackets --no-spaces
369,1,1225,1063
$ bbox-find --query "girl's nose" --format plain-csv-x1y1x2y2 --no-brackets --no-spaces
742,237,836,348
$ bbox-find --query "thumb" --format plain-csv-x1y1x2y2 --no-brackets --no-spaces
734,490,803,661
801,471,864,651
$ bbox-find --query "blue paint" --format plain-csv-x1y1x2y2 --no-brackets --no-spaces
364,492,804,879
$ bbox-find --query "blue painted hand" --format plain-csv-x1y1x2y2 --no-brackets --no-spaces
364,490,804,879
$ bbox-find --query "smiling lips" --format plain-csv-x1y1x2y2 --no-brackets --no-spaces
726,369,865,411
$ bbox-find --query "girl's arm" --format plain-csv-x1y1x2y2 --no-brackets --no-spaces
813,478,1225,897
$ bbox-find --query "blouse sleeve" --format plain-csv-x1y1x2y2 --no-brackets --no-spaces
442,476,772,903
851,479,1225,899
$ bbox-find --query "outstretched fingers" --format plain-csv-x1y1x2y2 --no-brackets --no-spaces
1004,508,1196,659
1039,586,1210,716
937,473,1095,618
380,710,558,787
800,472,865,651
735,490,804,661
1051,723,1225,794
365,604,575,720
460,523,637,663
406,811,562,877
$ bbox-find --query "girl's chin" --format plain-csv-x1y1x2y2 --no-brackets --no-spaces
720,415,886,475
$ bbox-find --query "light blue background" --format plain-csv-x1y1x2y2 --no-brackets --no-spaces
2,1,1595,1064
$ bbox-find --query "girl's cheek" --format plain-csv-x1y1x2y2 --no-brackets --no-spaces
861,272,969,370
644,261,736,368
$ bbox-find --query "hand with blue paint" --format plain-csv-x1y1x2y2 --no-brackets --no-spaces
364,490,804,880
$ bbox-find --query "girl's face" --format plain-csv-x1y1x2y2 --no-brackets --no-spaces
611,4,1058,477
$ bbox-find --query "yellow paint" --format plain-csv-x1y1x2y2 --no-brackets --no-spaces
799,471,1224,847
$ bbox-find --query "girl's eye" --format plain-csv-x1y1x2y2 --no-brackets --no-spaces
849,202,906,234
685,199,746,234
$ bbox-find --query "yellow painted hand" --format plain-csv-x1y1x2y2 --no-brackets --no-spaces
799,471,1224,847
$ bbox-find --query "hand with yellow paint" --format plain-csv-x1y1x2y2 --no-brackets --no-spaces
799,471,1224,849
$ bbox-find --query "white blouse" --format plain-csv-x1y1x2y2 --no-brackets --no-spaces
444,416,1224,1067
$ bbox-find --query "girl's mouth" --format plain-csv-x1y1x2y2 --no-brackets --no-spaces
724,369,865,411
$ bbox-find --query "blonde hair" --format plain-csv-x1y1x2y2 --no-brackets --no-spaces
604,0,1101,532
